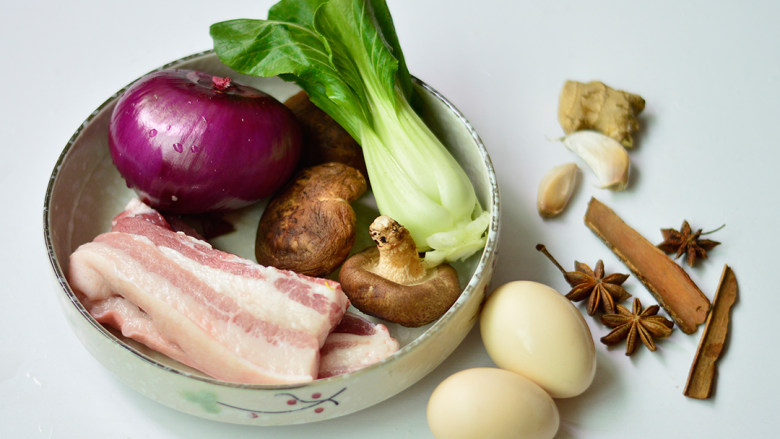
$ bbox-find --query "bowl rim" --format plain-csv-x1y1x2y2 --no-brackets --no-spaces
42,49,501,391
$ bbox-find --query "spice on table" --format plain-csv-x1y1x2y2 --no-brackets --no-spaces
536,244,630,315
684,265,738,399
557,80,645,148
584,198,710,334
657,221,724,267
561,131,630,190
600,297,674,356
537,162,579,218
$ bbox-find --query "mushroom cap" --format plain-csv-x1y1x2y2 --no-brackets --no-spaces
255,162,367,276
338,247,462,327
284,91,368,179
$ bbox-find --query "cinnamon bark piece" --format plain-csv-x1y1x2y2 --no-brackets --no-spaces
584,198,710,334
684,265,738,399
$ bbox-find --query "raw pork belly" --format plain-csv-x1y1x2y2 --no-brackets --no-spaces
318,313,400,378
68,199,349,384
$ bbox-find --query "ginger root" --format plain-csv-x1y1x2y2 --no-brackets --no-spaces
558,80,645,148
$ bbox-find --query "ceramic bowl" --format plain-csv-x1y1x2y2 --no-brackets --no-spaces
43,50,500,425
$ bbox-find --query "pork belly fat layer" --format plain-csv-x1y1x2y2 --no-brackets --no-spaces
68,199,349,385
318,313,400,379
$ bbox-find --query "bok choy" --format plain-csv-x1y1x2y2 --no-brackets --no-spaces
210,0,489,265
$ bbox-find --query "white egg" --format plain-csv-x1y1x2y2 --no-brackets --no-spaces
427,367,559,439
480,281,596,398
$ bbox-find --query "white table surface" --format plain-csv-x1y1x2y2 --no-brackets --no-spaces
3,0,779,437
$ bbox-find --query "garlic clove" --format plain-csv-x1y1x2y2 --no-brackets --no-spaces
561,130,630,190
537,162,579,218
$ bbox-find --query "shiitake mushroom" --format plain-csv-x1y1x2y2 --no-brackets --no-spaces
255,162,367,276
338,216,461,327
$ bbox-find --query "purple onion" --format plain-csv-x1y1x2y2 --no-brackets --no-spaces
108,69,302,214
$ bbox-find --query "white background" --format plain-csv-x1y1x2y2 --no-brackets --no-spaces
2,0,779,437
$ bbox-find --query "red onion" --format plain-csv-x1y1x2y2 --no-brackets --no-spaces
108,69,302,214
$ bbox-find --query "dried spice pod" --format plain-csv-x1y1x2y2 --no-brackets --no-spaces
657,221,724,267
600,298,674,356
536,244,631,315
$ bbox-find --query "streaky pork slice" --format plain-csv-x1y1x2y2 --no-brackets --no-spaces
318,312,400,378
68,199,349,385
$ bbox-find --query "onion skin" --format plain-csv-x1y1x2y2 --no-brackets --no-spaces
109,69,302,213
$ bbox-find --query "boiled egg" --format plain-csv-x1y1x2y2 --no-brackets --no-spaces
427,367,559,439
480,281,596,398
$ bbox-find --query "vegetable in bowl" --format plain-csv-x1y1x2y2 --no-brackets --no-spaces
44,0,500,425
108,69,302,214
210,0,490,266
44,50,499,426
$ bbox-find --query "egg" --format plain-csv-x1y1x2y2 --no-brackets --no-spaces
480,281,596,398
427,367,559,439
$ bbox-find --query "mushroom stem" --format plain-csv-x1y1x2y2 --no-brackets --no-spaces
368,216,427,285
338,215,462,327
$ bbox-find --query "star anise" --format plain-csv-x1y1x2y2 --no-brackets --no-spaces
600,298,674,355
536,244,631,315
657,221,724,267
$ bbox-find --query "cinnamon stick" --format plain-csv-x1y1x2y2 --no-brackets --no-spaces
584,198,710,334
684,265,738,399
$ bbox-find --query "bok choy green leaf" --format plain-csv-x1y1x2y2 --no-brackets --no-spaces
210,0,489,265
